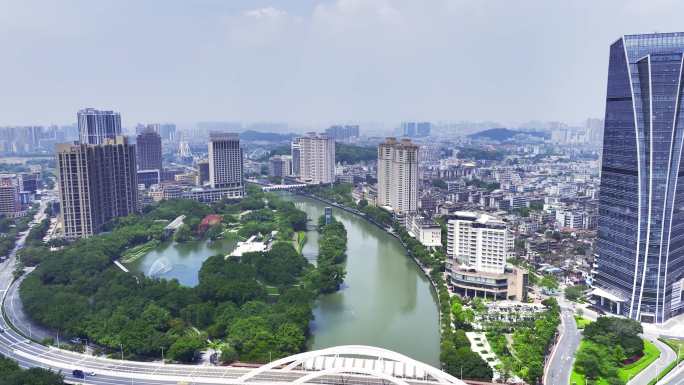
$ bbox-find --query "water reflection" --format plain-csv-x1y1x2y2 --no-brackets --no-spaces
289,194,440,366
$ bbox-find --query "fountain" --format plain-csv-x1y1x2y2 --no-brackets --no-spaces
147,256,173,278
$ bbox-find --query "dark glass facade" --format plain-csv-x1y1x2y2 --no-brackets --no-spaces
597,33,684,323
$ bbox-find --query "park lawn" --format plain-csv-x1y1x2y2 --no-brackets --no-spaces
574,315,592,329
120,239,159,263
617,339,660,383
294,231,306,254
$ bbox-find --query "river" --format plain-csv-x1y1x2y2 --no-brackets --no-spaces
130,194,441,366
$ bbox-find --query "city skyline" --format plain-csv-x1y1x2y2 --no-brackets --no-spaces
2,1,684,127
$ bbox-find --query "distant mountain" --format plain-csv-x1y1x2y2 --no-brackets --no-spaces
239,130,296,142
469,128,548,142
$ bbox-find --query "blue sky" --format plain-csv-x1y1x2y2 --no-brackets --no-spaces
1,0,684,128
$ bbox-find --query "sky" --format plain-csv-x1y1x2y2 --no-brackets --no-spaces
1,0,684,129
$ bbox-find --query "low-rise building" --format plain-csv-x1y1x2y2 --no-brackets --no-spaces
408,214,442,247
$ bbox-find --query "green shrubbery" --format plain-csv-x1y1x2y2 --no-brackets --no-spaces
0,354,64,384
573,317,645,384
19,195,328,363
312,218,347,293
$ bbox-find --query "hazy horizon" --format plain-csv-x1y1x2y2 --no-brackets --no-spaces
2,0,683,128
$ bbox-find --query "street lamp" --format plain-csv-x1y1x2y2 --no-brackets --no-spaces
161,347,164,364
120,343,124,361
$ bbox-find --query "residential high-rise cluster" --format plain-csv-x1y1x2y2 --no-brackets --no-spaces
291,133,335,184
594,32,684,323
401,122,431,138
325,125,360,142
57,110,248,239
377,137,419,214
56,136,137,239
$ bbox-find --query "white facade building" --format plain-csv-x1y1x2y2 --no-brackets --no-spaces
292,133,335,184
408,214,442,247
447,211,513,274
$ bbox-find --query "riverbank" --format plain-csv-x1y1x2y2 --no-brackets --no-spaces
294,191,442,299
288,193,441,365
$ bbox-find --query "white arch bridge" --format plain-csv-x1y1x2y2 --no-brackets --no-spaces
239,345,468,385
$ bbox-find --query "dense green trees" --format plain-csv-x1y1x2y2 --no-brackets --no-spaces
573,317,645,384
313,219,347,293
564,285,587,302
0,354,64,385
335,143,376,164
583,317,643,358
19,197,321,363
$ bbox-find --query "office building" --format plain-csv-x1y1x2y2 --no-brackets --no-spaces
377,137,419,213
292,133,335,184
208,132,245,196
136,128,162,171
595,32,684,323
56,136,137,239
77,108,122,145
0,175,22,218
446,211,523,300
269,155,292,178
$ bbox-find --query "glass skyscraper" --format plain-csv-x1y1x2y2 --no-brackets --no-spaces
596,32,684,323
77,108,122,145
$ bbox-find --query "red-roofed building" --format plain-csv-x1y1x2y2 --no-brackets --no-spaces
198,214,222,234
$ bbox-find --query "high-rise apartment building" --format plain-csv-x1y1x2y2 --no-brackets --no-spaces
0,175,22,218
377,137,419,213
56,136,137,239
400,122,431,138
595,32,684,323
292,133,335,184
136,128,162,171
208,132,244,192
269,155,292,178
77,108,122,145
291,141,301,177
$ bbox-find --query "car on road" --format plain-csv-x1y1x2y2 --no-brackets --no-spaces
72,370,85,379
0,328,5,333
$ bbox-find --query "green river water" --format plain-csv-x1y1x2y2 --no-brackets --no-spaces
130,194,440,365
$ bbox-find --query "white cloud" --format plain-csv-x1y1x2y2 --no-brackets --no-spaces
244,6,288,20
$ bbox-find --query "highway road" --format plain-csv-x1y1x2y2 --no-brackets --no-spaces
0,200,462,385
543,296,581,385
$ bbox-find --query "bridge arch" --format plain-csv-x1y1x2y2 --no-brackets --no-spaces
238,345,467,385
